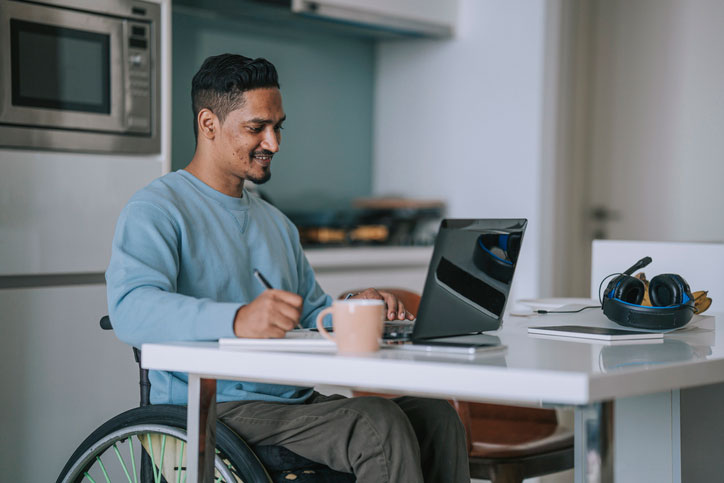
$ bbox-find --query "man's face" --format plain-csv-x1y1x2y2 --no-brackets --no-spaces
215,87,285,185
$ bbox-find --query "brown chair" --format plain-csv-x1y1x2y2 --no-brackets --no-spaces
343,288,574,483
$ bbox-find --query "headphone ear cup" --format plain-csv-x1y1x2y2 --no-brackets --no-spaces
507,233,522,263
649,274,689,306
612,275,646,305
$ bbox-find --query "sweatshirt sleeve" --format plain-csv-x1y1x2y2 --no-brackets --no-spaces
289,224,333,329
106,201,239,347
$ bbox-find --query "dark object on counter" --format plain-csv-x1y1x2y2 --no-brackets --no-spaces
286,198,445,247
601,256,695,330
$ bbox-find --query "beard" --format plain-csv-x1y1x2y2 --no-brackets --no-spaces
247,149,274,184
247,168,271,185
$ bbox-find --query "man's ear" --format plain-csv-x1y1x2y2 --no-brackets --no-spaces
197,108,218,140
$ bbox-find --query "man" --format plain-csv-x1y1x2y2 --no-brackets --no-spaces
106,53,469,482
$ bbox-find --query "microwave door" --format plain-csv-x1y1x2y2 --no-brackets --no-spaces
0,1,125,133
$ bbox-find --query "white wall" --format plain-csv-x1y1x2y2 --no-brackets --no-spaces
373,0,550,300
586,0,724,242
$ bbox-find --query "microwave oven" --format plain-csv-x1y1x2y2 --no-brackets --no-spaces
0,0,160,154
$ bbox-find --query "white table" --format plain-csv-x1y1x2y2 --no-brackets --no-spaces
142,311,724,483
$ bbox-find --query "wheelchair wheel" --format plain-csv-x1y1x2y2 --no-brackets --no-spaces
57,404,271,483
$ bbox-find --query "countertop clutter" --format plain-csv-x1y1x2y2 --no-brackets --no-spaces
286,197,445,247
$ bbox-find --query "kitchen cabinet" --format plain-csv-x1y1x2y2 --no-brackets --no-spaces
174,0,457,39
291,0,457,37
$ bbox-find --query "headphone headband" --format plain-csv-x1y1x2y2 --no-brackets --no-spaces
601,257,694,330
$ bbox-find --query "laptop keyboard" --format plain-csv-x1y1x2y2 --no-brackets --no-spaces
383,320,414,340
286,321,415,341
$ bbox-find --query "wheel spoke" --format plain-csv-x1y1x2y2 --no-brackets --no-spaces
182,448,188,483
129,436,138,483
146,433,162,483
112,443,134,483
96,455,111,483
158,435,167,480
83,472,97,483
177,441,185,483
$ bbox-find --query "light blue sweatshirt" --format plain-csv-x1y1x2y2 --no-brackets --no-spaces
106,170,332,404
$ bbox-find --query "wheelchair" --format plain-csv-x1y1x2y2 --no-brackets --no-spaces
56,316,355,483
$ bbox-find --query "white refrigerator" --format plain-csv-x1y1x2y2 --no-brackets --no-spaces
0,150,165,482
0,1,170,480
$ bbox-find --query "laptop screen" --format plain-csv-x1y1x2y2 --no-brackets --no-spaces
412,218,527,340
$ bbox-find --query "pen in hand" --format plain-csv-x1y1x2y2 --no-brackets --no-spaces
253,268,302,330
253,268,273,290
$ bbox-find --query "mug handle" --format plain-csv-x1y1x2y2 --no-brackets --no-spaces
316,307,335,342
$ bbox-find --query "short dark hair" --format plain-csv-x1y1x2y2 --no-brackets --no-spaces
191,53,280,138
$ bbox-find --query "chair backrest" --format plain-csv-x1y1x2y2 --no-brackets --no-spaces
100,315,151,407
590,240,724,312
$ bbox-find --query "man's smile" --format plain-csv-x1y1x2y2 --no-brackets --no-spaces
252,152,273,167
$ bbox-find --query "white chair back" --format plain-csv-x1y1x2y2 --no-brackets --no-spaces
590,240,724,312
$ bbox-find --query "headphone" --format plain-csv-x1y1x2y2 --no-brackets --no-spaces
601,256,695,330
473,232,522,284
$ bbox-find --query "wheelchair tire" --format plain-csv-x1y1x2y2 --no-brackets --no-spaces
57,404,271,483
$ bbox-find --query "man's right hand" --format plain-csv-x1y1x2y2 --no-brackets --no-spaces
233,289,303,338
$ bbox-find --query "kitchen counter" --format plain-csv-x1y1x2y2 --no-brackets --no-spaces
304,246,433,296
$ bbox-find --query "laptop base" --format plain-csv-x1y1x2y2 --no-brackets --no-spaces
391,333,503,355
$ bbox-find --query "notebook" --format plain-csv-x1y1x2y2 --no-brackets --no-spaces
219,322,414,353
527,325,664,341
219,335,336,352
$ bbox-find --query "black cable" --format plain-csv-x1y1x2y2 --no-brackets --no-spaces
532,272,621,315
533,272,622,315
536,305,601,314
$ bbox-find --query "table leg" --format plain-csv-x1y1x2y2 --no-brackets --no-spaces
186,374,217,483
574,400,614,483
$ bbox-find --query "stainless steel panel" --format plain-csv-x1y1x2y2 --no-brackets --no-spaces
0,284,137,483
0,0,160,154
0,122,159,153
0,1,126,132
0,272,106,289
0,149,162,275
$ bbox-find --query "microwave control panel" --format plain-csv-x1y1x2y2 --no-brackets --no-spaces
125,20,152,133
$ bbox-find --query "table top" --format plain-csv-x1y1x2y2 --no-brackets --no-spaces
142,311,723,406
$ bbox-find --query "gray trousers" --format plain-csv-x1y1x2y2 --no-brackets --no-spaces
217,392,470,483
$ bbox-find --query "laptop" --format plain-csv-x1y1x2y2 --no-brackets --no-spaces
221,218,527,353
395,218,527,353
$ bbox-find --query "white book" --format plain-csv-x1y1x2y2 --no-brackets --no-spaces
219,330,336,353
527,325,664,341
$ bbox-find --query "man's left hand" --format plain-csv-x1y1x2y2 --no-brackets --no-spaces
348,288,415,321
